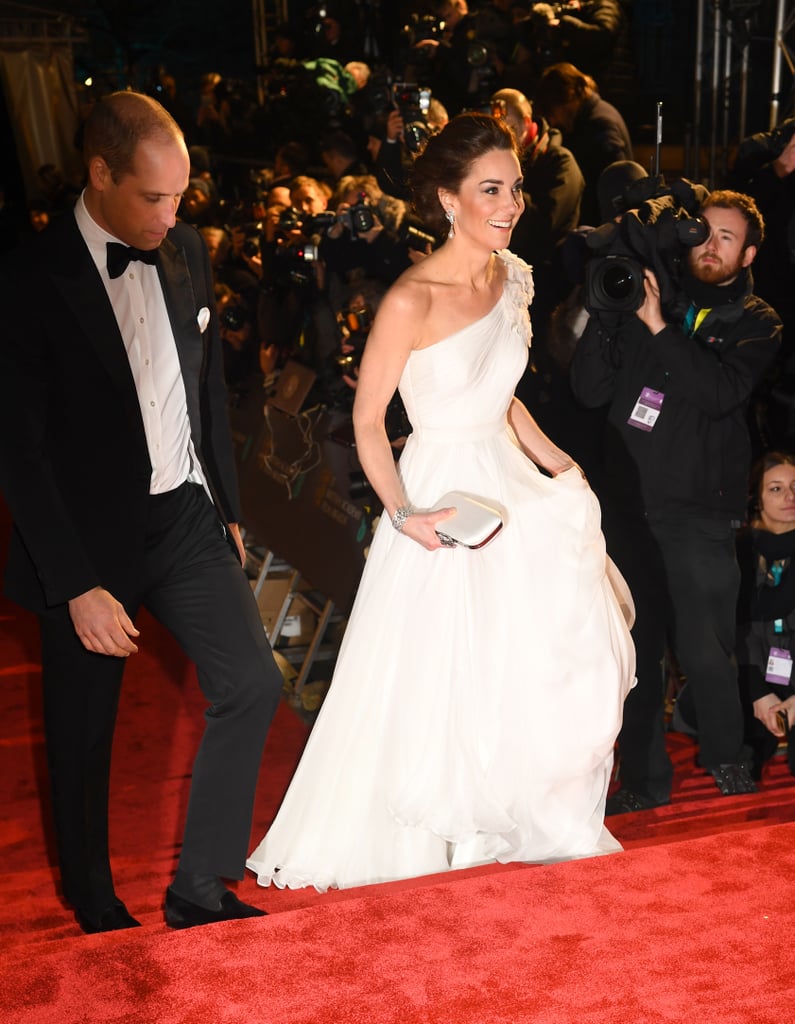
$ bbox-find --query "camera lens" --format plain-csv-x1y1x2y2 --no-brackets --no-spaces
404,121,429,154
584,254,645,314
602,262,638,301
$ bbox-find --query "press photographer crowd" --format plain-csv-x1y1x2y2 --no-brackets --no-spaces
3,0,795,820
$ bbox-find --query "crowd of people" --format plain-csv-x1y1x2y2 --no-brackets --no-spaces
2,0,795,932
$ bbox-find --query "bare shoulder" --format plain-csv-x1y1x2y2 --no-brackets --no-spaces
378,264,435,322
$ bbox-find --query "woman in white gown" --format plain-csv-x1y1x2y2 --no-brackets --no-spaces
247,113,635,893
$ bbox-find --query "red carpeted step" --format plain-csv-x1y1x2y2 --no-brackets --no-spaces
2,822,794,1024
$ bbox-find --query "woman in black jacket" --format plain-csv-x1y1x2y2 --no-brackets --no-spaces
736,450,795,779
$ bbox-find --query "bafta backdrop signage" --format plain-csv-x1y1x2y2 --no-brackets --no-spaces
229,383,370,612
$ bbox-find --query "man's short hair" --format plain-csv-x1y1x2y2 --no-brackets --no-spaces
492,88,533,124
82,91,183,182
701,189,765,250
289,175,327,202
320,130,359,164
534,62,596,111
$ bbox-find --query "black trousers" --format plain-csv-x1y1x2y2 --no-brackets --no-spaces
603,507,746,803
38,482,282,914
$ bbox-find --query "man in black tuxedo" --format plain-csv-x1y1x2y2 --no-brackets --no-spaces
0,91,282,933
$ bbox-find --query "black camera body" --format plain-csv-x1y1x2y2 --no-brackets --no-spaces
393,81,432,154
584,177,710,323
305,211,337,234
277,208,337,239
220,304,249,331
755,117,795,159
338,192,376,237
333,304,373,378
223,219,263,258
277,207,303,234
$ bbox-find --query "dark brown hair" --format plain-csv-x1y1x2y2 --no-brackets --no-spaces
749,450,795,521
534,62,596,114
701,188,765,250
409,112,518,239
82,91,183,182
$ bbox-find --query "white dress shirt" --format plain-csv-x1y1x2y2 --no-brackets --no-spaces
75,193,206,496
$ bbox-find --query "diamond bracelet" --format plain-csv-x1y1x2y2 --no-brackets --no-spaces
390,505,414,532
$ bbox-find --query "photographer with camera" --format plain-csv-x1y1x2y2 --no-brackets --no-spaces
215,281,259,388
533,60,633,228
570,189,782,810
327,274,411,447
319,129,372,187
409,0,509,116
493,85,585,440
491,87,584,284
730,118,795,448
374,85,449,202
257,175,339,380
526,2,631,99
321,175,418,290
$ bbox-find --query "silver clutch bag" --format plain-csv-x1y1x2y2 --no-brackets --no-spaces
429,491,504,549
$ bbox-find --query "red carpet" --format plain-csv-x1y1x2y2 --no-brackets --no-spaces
2,497,795,1021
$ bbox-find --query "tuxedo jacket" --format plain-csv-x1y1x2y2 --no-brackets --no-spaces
0,211,240,613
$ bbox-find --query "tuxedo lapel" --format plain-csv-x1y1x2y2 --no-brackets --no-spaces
157,235,205,445
46,215,141,417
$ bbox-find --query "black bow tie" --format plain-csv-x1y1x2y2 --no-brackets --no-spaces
106,241,159,279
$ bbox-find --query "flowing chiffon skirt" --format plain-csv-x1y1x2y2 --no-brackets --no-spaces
247,251,635,891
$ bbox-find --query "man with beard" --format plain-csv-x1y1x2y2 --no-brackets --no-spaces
570,190,782,812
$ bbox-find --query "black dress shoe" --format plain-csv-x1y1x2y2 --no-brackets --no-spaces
709,762,758,795
76,899,142,934
164,886,267,929
605,789,669,816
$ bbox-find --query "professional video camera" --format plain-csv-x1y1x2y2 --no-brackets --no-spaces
392,81,432,153
583,175,710,324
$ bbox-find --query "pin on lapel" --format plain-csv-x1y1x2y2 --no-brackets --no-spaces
197,307,210,332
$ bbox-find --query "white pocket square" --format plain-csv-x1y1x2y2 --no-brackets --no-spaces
197,306,210,333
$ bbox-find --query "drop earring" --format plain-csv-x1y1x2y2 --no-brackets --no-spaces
445,209,455,239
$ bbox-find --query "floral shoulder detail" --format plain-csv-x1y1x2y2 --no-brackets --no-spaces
496,249,534,345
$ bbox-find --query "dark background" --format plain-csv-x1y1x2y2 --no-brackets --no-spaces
1,1,793,198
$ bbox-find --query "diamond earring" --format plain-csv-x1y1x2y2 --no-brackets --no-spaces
445,209,455,239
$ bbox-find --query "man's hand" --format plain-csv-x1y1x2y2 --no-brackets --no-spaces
635,268,666,335
385,108,404,143
753,692,793,736
407,243,432,264
228,522,247,568
68,587,140,657
773,132,795,178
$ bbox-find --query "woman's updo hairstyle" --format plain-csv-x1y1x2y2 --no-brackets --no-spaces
409,112,519,241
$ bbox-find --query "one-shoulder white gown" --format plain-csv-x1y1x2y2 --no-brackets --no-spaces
247,250,635,892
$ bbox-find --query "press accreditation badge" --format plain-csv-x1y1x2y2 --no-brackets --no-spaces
628,387,665,431
766,646,793,685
